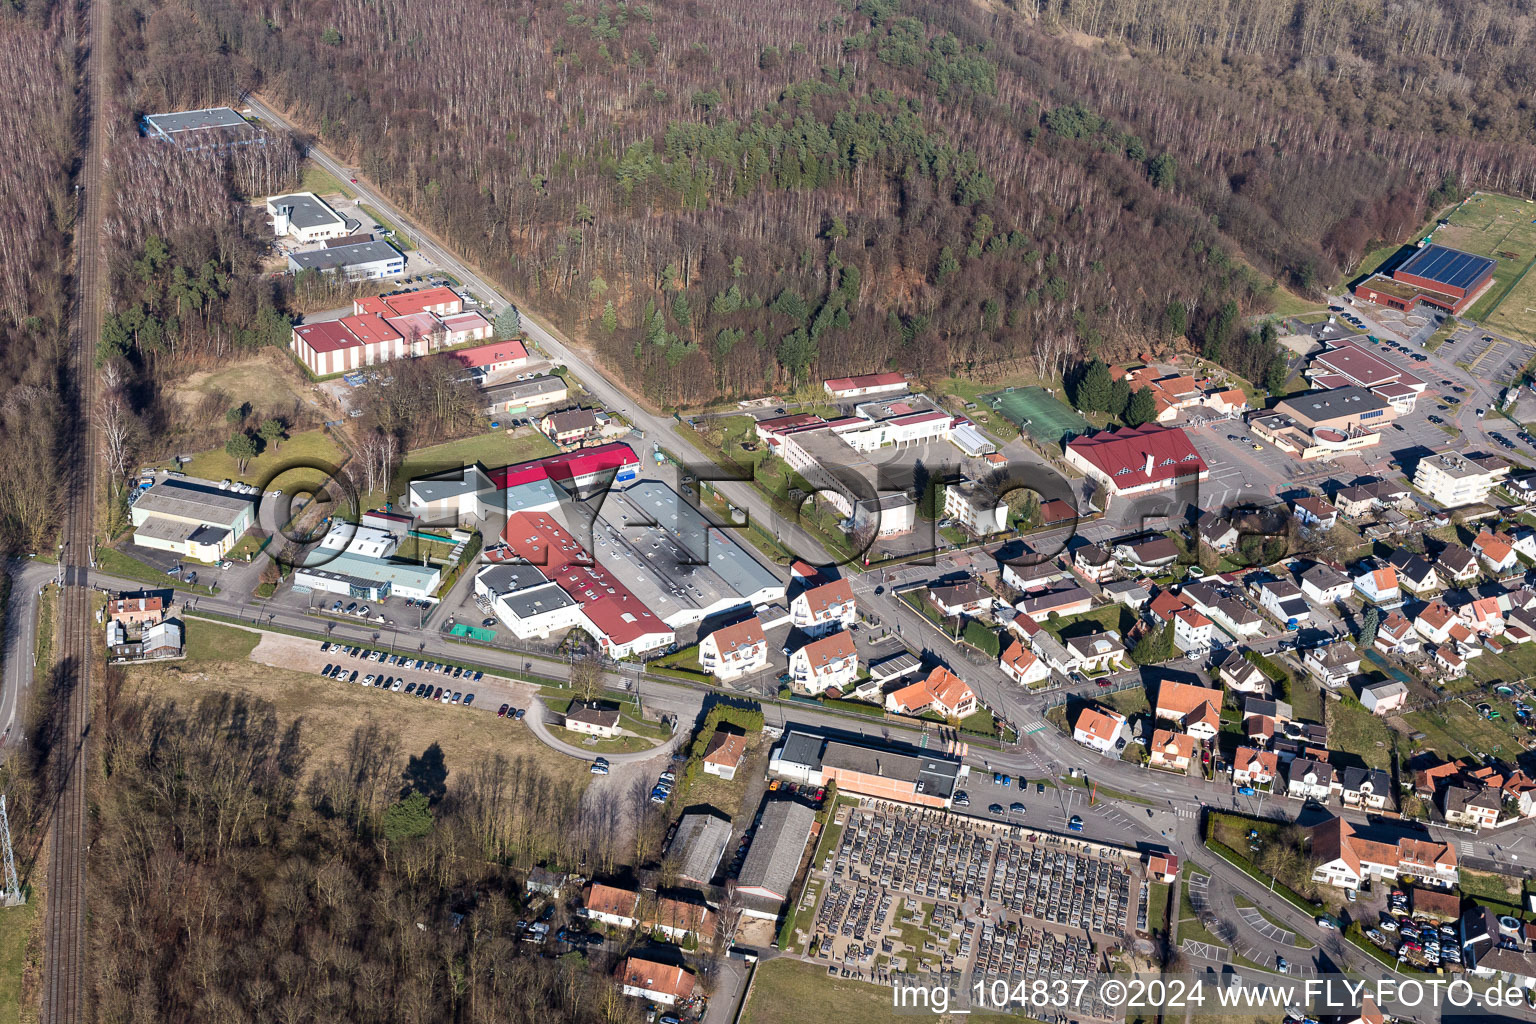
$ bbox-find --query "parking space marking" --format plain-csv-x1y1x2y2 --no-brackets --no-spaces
1182,939,1227,963
1237,905,1296,946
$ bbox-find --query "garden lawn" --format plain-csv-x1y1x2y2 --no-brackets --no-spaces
1325,698,1396,769
172,428,348,496
1402,698,1528,762
1039,604,1134,642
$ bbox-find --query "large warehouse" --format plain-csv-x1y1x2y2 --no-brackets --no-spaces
266,192,357,243
287,239,404,281
1063,424,1208,499
130,477,256,560
1353,243,1497,314
768,728,966,809
1273,387,1394,431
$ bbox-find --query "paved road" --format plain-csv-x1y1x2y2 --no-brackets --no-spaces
0,560,54,756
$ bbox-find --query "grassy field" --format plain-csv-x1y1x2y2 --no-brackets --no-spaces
166,427,349,496
1402,697,1530,762
740,957,1014,1023
168,350,315,418
124,655,594,790
399,430,556,478
0,900,39,1024
299,164,352,198
1325,696,1396,769
1038,604,1135,642
185,620,261,663
1433,193,1536,336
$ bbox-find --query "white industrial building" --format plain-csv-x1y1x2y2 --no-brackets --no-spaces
266,192,357,243
475,562,585,639
292,521,442,602
287,239,404,280
130,477,257,561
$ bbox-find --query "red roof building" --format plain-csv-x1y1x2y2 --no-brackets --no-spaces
487,442,640,493
823,371,907,398
1064,425,1208,498
291,320,363,376
448,339,528,373
382,285,463,317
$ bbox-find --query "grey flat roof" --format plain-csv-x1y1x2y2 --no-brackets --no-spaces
298,551,440,590
615,481,783,603
145,107,247,133
269,193,350,232
868,651,922,679
1278,386,1387,421
410,467,489,504
1397,244,1496,292
134,516,200,544
289,240,401,272
501,581,577,618
737,799,815,900
135,479,254,526
774,729,826,770
478,562,549,595
481,374,567,403
674,812,732,883
187,525,230,545
821,738,961,800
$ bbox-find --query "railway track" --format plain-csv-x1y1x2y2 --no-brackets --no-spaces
42,0,108,1019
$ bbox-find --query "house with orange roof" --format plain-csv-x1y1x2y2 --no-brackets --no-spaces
1414,600,1458,643
1309,815,1457,890
1154,681,1222,741
1473,531,1518,574
1503,772,1536,818
1146,853,1180,883
1374,611,1420,655
702,727,748,781
1148,729,1195,773
1435,644,1467,679
619,956,696,1006
790,579,857,636
1461,595,1506,636
1172,607,1214,655
1147,589,1192,625
699,617,768,681
581,883,640,928
789,631,859,695
1232,747,1279,787
1353,565,1401,605
885,666,977,719
999,640,1050,687
1072,706,1128,755
645,897,718,944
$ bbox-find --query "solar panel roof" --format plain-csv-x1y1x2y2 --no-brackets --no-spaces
1396,244,1496,292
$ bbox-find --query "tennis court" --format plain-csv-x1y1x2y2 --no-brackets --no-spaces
980,387,1087,446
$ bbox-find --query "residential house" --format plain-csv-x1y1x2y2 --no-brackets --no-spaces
647,898,718,945
1063,631,1129,674
884,666,977,720
1000,550,1071,592
1436,644,1468,680
1288,757,1336,802
1511,526,1536,561
1374,612,1421,655
1340,766,1393,809
698,618,768,682
540,409,601,445
1255,579,1312,625
1196,511,1239,551
1300,563,1352,607
105,595,165,626
790,579,857,636
1016,586,1094,620
1242,697,1293,747
1072,706,1128,755
1293,496,1339,529
1386,550,1440,595
1172,608,1215,655
1437,544,1480,584
1334,485,1379,519
1147,853,1180,883
1359,679,1409,715
1304,642,1361,688
1211,596,1264,637
1114,535,1181,571
564,702,622,738
789,632,859,694
1415,600,1459,644
1214,650,1271,695
1503,772,1536,818
1354,565,1401,606
1461,595,1506,636
1072,543,1116,583
1147,589,1192,625
1232,747,1279,787
619,957,696,1007
1148,730,1195,773
1442,783,1502,829
581,883,640,928
702,727,748,781
1101,580,1152,609
1309,816,1458,890
999,641,1051,687
1154,681,1222,741
928,580,993,619
1473,531,1519,575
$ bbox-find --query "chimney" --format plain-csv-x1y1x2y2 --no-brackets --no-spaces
1144,452,1155,476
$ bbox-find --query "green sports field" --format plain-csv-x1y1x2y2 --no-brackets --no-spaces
1431,192,1536,338
979,386,1087,446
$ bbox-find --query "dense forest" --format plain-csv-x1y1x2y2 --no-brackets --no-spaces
0,0,76,552
88,679,646,1024
103,0,1536,411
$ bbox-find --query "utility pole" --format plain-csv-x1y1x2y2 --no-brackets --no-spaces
0,795,23,907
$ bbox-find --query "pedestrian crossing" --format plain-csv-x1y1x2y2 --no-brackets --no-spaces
1177,807,1200,820
1459,841,1474,857
1021,719,1047,735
